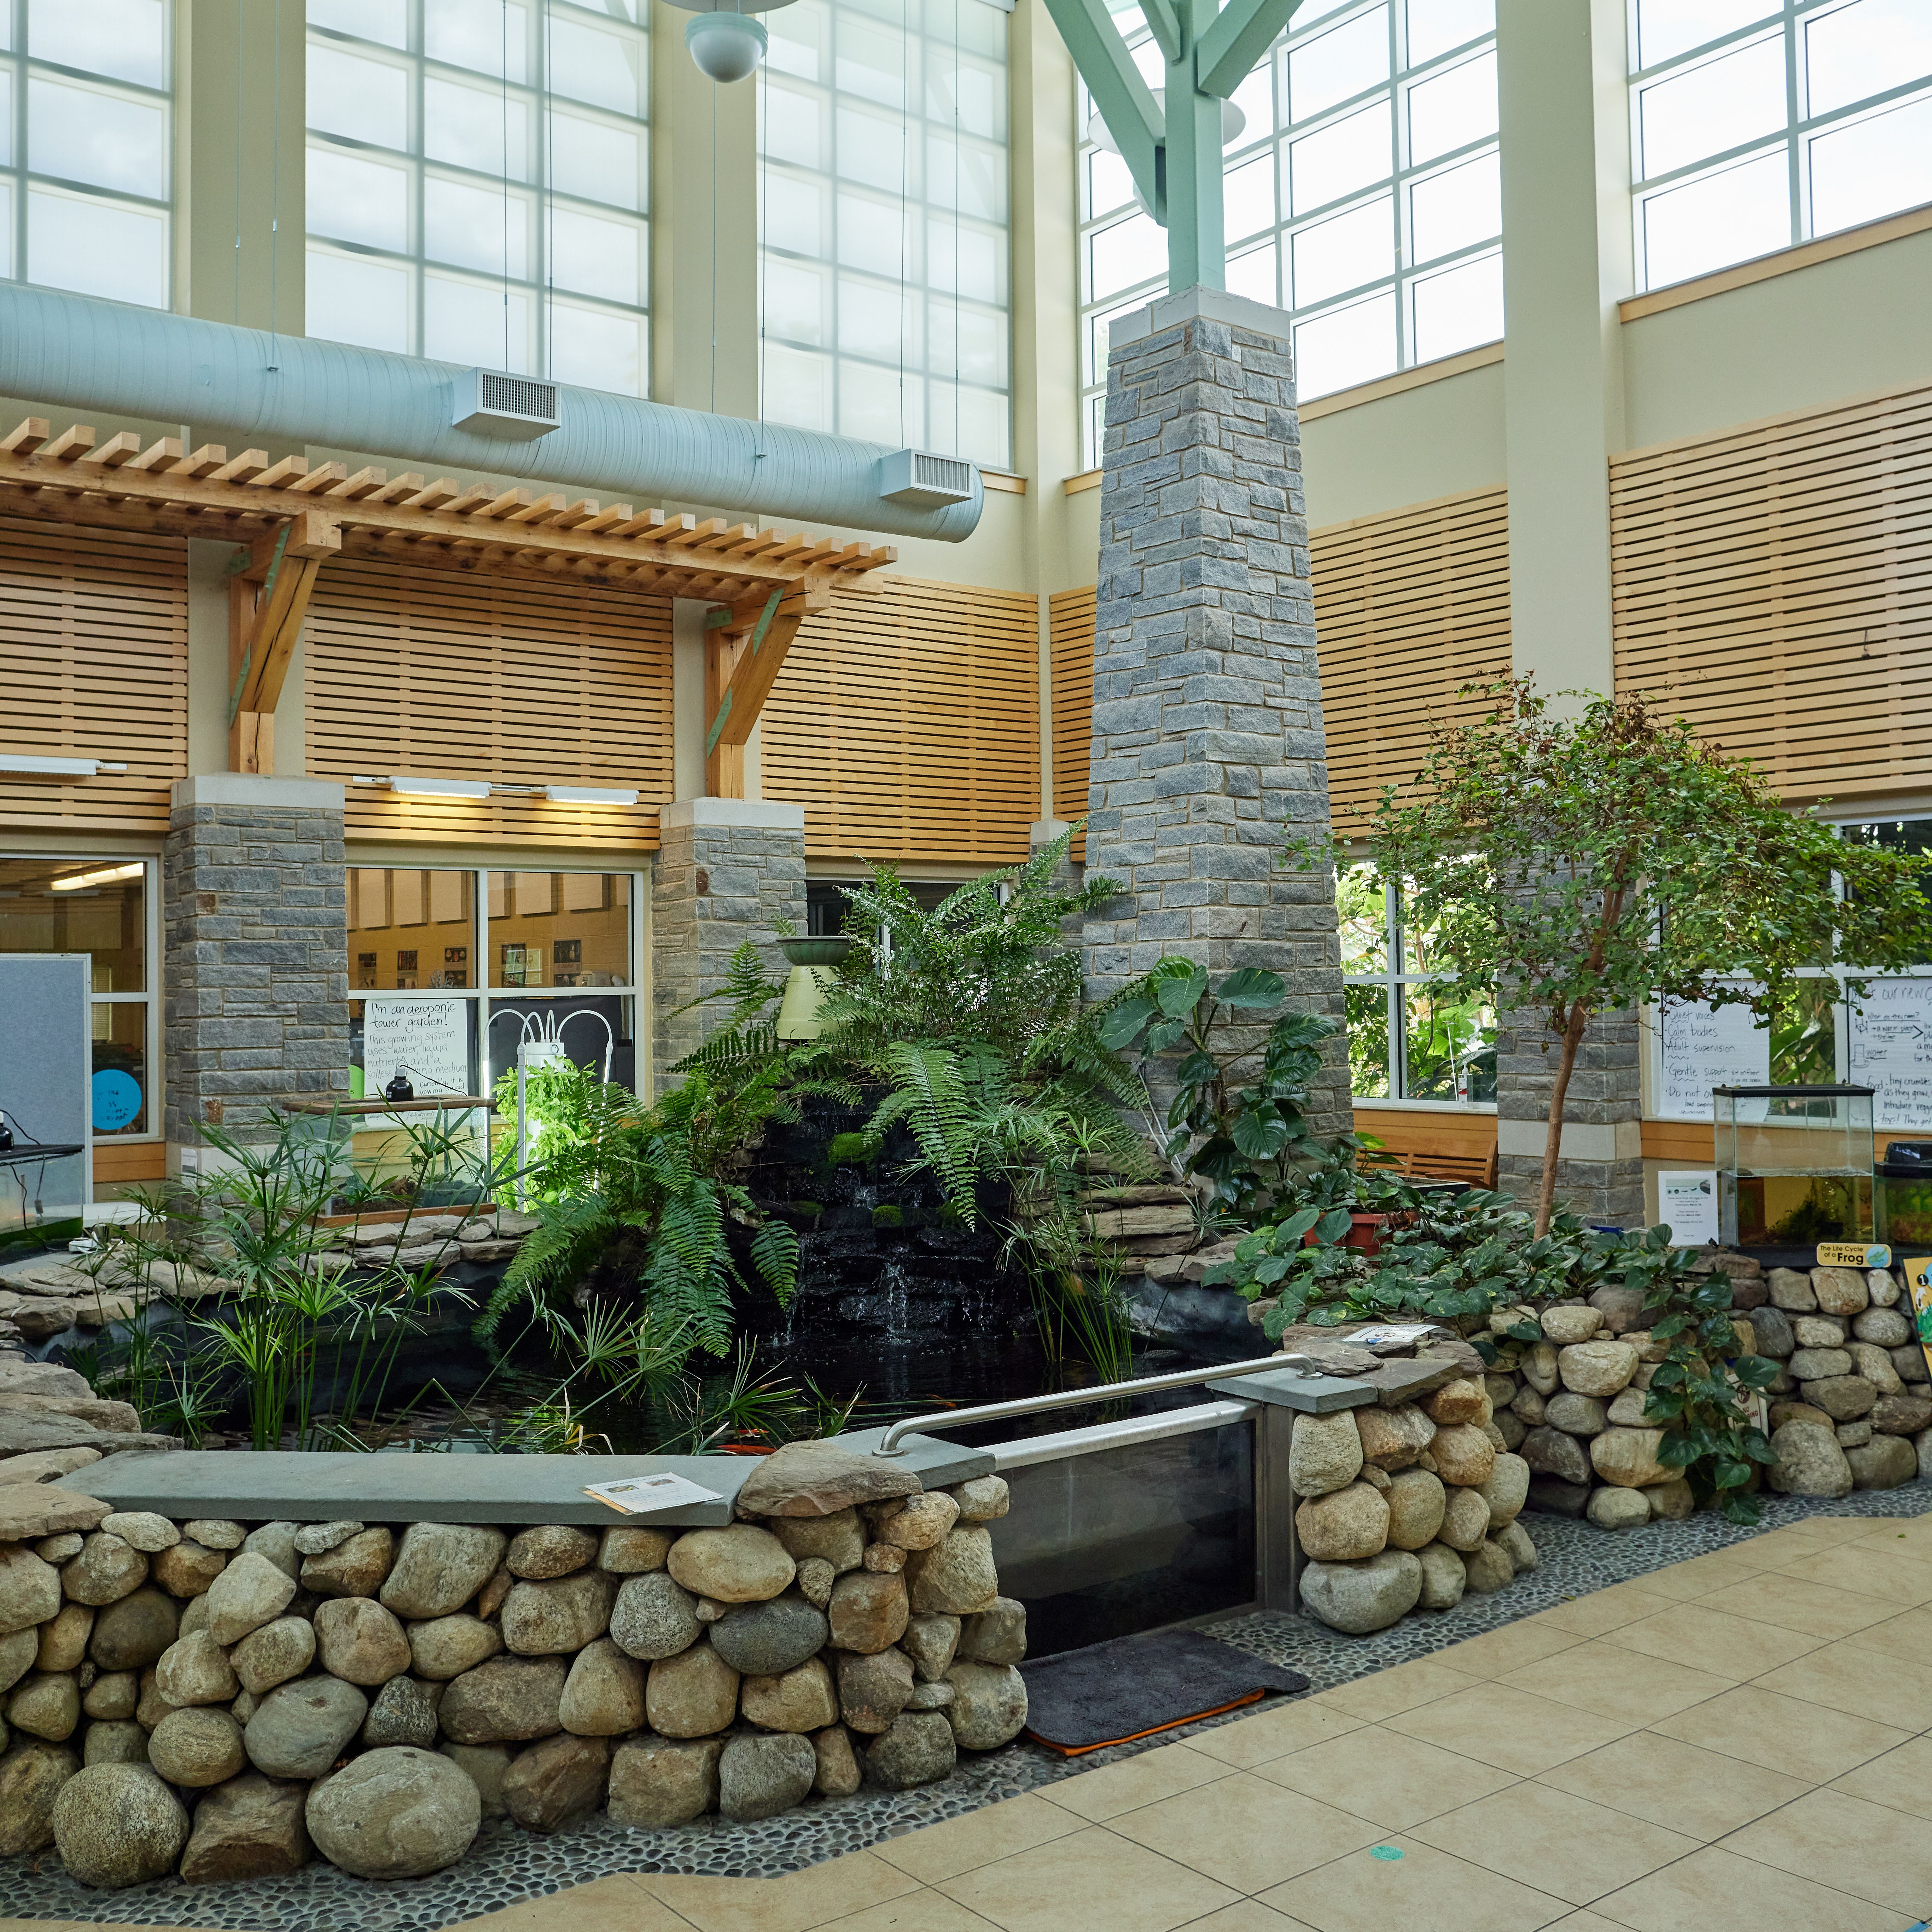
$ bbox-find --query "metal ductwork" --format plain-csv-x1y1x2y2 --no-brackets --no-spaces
0,284,983,544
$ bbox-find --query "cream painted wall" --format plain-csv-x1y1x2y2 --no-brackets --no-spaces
1299,362,1507,530
1623,226,1932,452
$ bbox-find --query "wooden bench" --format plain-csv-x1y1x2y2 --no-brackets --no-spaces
1361,1146,1499,1189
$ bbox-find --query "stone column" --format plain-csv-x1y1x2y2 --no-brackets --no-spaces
1080,286,1349,1140
163,775,349,1159
652,799,808,1084
1495,1003,1644,1226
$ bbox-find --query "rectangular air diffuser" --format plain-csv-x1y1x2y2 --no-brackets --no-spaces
879,448,976,508
453,369,560,439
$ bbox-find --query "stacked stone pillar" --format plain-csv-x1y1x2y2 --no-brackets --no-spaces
162,775,350,1157
1496,1003,1644,1226
652,799,808,1084
1079,287,1349,1139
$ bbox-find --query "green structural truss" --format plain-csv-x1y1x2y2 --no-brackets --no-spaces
1044,0,1304,290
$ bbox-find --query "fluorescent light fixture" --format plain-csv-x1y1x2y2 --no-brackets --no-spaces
50,862,144,893
353,774,492,800
0,754,128,778
542,785,640,806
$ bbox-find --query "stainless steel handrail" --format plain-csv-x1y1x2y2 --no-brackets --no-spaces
870,1352,1315,1456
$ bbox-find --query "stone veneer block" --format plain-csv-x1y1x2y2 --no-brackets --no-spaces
1495,1003,1643,1225
163,775,350,1147
1078,287,1348,1139
653,798,807,1080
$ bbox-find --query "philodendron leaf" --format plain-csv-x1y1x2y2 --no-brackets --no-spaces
1145,1019,1188,1055
1276,1206,1322,1244
1315,1208,1354,1245
1098,998,1154,1049
1231,1109,1291,1160
1154,965,1209,1019
1217,967,1286,1009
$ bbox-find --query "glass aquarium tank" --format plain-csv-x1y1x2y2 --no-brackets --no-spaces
1877,1140,1932,1251
1715,1086,1875,1247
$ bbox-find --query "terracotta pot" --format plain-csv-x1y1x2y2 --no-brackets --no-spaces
1302,1211,1398,1257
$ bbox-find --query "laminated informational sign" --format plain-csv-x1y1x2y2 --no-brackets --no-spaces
362,999,470,1098
1902,1256,1932,1387
1658,997,1769,1121
1657,1170,1720,1246
1818,1241,1891,1269
1847,977,1932,1131
583,1472,723,1516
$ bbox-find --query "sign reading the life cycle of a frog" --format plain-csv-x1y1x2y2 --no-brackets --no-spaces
1847,978,1932,1130
362,999,470,1099
1658,997,1769,1121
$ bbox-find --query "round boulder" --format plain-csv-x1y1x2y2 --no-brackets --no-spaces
88,1588,179,1671
0,1550,62,1635
1767,1421,1855,1498
718,1730,817,1821
1415,1541,1466,1610
0,1741,78,1855
1436,1483,1492,1553
232,1615,318,1696
610,1572,703,1662
155,1628,239,1706
665,1526,795,1603
1496,1520,1538,1571
944,1660,1027,1750
1477,1454,1530,1528
557,1639,647,1737
310,1598,412,1688
50,1763,188,1889
306,1745,480,1878
1557,1340,1639,1398
1590,1427,1675,1489
147,1706,246,1787
1287,1410,1363,1496
406,1613,502,1682
1587,1485,1651,1530
1382,1468,1446,1552
1544,1393,1609,1437
1298,1550,1423,1634
1293,1482,1389,1562
740,1655,838,1733
1429,1425,1496,1488
1847,1434,1919,1490
1855,1307,1913,1348
1461,1539,1515,1592
507,1524,599,1579
862,1710,958,1791
244,1675,369,1779
708,1593,829,1677
379,1523,507,1622
644,1642,739,1739
62,1534,148,1608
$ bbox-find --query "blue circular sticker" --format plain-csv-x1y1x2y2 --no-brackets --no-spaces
91,1070,142,1132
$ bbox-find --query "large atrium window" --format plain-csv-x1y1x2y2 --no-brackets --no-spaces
1342,867,1496,1105
1631,0,1932,291
1078,0,1501,461
0,0,173,308
304,0,651,397
759,0,1013,470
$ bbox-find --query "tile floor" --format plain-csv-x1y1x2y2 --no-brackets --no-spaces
16,1509,1932,1932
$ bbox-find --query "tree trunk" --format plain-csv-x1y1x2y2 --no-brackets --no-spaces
1536,1003,1591,1238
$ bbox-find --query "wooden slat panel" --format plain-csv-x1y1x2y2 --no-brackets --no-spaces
1049,587,1095,863
304,559,674,848
1611,385,1932,802
761,576,1041,864
0,517,186,831
1312,486,1514,821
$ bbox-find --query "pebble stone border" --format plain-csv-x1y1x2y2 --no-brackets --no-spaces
0,1484,1924,1931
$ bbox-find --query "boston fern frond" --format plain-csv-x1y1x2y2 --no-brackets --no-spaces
870,1044,981,1221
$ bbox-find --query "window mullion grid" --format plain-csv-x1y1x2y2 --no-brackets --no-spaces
1785,0,1804,248
1389,1,1406,372
411,0,426,362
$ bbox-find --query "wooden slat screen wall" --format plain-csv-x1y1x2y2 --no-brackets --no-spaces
0,518,186,832
761,576,1040,863
305,559,675,847
1313,485,1512,822
1049,586,1095,862
1611,386,1932,801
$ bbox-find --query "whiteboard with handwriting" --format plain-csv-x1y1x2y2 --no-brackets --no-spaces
1847,977,1932,1130
1658,997,1769,1121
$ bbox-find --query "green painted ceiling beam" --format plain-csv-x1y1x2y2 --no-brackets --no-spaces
1043,0,1305,289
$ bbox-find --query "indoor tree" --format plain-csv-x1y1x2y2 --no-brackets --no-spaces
1322,679,1932,1234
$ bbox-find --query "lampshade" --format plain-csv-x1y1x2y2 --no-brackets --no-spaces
686,11,767,82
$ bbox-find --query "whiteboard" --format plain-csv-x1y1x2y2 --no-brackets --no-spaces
1658,995,1770,1122
1847,977,1932,1131
362,999,472,1099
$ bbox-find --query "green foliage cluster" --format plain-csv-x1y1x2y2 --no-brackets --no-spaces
1098,958,1341,1220
1205,1186,1775,1522
1316,679,1932,1232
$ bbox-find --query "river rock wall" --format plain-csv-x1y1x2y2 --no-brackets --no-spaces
0,1447,1027,1890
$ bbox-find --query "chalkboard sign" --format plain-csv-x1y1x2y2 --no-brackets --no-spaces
1847,977,1932,1131
1658,996,1769,1122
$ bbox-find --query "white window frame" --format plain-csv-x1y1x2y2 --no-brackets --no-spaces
0,852,163,1150
347,863,649,1100
1342,871,1497,1110
0,0,174,308
1628,0,1932,292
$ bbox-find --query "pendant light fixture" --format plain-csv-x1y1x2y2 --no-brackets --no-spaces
668,0,793,82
